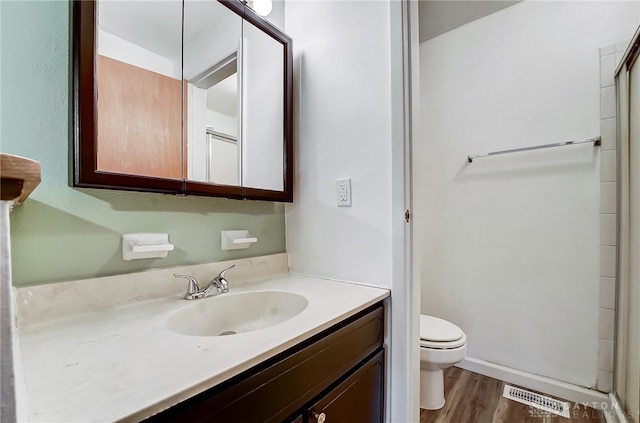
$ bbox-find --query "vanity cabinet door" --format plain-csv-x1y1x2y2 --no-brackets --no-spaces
307,350,384,423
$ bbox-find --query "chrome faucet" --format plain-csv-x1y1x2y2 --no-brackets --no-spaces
174,265,235,300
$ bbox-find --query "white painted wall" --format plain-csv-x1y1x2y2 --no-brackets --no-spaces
207,109,237,137
98,30,180,79
187,85,207,181
416,0,639,388
284,2,414,421
207,109,239,186
210,138,239,186
285,1,393,287
183,1,241,81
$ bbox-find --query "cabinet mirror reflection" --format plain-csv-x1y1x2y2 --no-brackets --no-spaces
73,0,293,201
96,0,184,180
184,0,241,186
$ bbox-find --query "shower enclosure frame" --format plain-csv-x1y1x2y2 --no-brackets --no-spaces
614,26,640,423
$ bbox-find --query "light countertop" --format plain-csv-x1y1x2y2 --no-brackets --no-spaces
18,274,389,422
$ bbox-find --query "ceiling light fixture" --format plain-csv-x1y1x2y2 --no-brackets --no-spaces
246,0,272,17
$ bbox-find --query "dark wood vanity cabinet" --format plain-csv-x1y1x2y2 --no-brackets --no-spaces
144,302,385,423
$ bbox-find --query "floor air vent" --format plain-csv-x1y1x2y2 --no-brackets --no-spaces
502,385,570,418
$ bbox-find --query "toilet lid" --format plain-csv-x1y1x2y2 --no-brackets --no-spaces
420,315,464,342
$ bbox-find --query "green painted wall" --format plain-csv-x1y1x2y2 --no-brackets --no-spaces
0,0,286,287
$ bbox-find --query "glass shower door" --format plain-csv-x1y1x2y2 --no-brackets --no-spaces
615,28,640,423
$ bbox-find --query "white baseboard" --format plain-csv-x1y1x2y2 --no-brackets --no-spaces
458,357,610,411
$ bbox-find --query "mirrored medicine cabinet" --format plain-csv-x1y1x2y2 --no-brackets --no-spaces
71,0,293,202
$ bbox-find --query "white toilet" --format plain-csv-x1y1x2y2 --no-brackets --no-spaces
419,314,467,410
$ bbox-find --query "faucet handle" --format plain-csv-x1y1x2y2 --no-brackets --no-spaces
217,264,236,279
212,265,235,293
173,274,200,300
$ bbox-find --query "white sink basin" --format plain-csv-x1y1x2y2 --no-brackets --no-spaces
166,291,308,336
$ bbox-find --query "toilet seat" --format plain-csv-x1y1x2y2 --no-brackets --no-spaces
420,315,466,349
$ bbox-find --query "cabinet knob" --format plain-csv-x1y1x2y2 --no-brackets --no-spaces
313,412,326,423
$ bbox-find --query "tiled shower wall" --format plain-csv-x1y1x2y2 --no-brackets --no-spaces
597,41,628,393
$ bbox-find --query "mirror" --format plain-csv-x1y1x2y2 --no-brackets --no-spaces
184,0,242,186
240,19,285,191
71,0,293,201
96,0,184,180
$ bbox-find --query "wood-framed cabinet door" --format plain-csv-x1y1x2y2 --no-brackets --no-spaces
306,350,384,423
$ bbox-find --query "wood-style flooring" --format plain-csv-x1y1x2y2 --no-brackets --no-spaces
420,367,604,423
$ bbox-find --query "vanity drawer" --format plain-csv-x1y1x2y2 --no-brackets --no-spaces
145,302,384,423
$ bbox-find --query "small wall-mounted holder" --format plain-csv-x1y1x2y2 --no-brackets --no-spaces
221,230,258,251
122,233,174,261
